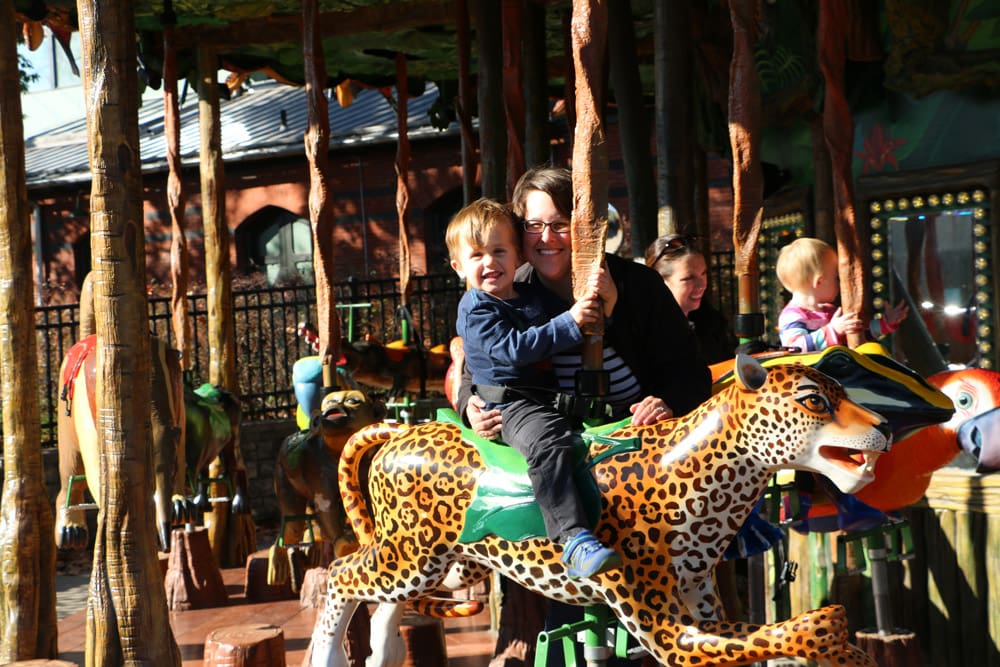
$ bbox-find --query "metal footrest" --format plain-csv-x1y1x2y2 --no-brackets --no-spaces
278,513,317,548
535,605,646,667
65,474,98,511
68,502,98,511
835,518,914,575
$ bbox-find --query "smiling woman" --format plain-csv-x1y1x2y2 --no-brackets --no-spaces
646,234,737,365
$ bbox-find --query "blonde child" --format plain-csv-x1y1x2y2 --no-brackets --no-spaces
776,237,907,352
447,198,622,579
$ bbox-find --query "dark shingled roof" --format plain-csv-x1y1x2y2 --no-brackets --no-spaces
24,79,450,188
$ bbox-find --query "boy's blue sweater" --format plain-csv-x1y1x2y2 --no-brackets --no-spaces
457,282,583,390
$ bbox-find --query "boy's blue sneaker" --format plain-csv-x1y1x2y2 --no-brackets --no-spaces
561,530,622,578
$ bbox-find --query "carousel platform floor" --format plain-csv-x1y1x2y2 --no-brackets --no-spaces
55,566,495,666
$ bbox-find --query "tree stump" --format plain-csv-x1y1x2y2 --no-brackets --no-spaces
204,623,285,667
399,614,447,667
165,527,229,610
244,548,297,602
299,566,329,609
855,628,923,667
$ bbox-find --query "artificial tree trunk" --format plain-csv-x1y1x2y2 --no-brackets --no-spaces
502,0,526,196
163,8,192,370
0,0,58,659
654,0,695,237
570,0,609,323
198,45,235,391
77,0,181,663
819,0,865,347
728,0,765,325
304,0,341,389
198,45,253,568
608,0,657,256
455,0,477,204
475,0,507,200
491,4,609,665
522,0,549,170
393,53,414,307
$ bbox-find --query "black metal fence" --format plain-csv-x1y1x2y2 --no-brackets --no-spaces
15,252,737,449
25,272,467,448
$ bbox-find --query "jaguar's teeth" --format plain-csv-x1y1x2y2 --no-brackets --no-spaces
857,451,878,476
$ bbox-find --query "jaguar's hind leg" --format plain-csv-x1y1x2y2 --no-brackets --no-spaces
368,602,406,667
311,542,454,666
309,597,361,667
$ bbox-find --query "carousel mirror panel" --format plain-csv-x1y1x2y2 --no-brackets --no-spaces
868,188,993,370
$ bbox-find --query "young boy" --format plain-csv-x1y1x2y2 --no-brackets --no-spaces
447,198,622,579
776,237,908,352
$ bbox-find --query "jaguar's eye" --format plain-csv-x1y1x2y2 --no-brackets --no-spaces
796,393,831,414
955,391,974,410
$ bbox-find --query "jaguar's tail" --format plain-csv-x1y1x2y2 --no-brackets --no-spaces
408,596,484,618
338,422,408,543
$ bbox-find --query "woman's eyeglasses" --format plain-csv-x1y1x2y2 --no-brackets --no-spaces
522,219,571,235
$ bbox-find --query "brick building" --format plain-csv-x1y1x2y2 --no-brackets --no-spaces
24,78,734,304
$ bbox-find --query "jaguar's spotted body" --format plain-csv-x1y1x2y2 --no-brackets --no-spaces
310,357,889,667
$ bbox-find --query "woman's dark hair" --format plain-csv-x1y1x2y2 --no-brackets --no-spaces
511,166,573,219
645,234,702,280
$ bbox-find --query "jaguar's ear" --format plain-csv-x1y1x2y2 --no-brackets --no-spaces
734,354,767,391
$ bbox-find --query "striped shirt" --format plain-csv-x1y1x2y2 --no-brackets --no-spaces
552,346,643,416
778,303,892,352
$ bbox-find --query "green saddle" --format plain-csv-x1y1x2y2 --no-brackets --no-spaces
434,408,640,543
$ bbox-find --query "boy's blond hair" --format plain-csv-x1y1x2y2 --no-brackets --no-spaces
445,198,519,260
776,238,836,293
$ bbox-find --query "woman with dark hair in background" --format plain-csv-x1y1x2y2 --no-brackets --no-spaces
646,234,737,364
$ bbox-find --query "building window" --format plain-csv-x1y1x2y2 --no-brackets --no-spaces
17,28,82,92
239,206,314,285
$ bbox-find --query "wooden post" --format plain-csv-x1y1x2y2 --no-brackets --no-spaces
303,0,342,392
455,0,477,204
818,0,865,348
393,53,413,308
0,0,58,658
570,0,609,371
728,0,765,327
163,3,192,371
198,45,252,568
522,0,549,170
653,0,695,237
76,0,182,661
474,0,506,200
197,45,235,391
609,0,657,257
502,0,526,196
726,6,767,663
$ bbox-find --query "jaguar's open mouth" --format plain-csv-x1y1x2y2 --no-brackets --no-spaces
819,446,880,481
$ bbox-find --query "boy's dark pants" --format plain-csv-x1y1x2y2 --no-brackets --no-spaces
499,396,586,543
